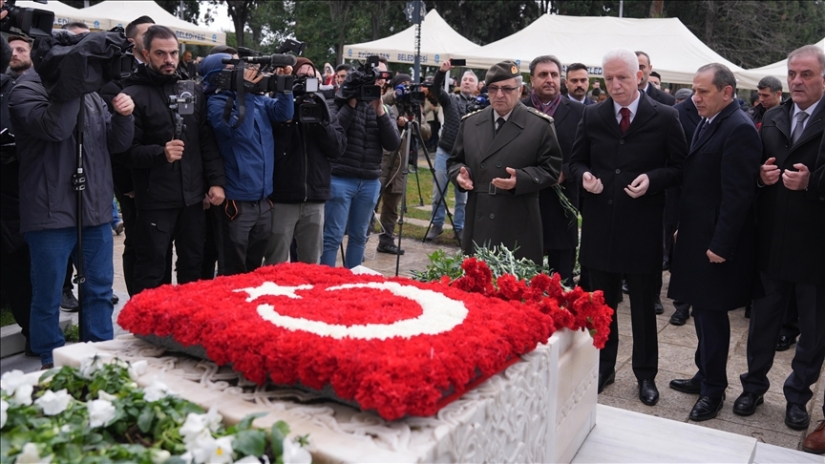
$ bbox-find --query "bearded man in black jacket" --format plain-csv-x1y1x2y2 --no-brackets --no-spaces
122,26,225,295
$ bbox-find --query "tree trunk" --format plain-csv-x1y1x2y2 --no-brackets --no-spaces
703,0,715,44
650,0,664,17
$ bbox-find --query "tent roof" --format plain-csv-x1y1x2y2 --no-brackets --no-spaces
736,38,825,91
461,14,744,86
80,1,225,46
343,10,478,67
16,0,112,30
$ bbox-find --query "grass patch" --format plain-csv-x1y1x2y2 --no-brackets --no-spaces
1,306,16,327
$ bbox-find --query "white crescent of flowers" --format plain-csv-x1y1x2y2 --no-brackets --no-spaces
235,281,469,340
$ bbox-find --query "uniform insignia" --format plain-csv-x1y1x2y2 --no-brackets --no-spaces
526,107,554,123
511,65,519,75
462,109,483,120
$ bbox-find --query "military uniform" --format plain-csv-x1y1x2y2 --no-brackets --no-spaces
447,102,562,263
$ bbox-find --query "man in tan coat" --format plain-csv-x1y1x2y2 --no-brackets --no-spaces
448,60,562,263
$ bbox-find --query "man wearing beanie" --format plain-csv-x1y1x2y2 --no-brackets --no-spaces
447,60,562,264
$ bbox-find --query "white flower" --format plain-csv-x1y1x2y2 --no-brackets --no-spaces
15,443,53,464
180,412,210,444
150,449,171,464
79,354,110,378
35,389,72,416
128,360,148,380
282,438,312,464
1,399,8,429
143,380,171,402
234,457,262,464
60,424,72,433
204,406,222,433
98,390,118,402
13,383,33,406
186,433,233,464
1,370,38,404
87,399,116,428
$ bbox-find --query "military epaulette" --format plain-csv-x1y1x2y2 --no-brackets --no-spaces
462,109,483,120
526,106,554,123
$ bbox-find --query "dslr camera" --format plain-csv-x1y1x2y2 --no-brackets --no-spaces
0,0,54,38
338,55,392,102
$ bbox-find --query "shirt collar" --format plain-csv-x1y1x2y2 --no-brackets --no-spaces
793,98,821,121
494,108,514,121
613,91,641,118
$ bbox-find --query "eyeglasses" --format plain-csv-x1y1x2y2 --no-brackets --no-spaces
487,85,519,94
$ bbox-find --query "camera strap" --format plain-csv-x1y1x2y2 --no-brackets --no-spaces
222,64,247,128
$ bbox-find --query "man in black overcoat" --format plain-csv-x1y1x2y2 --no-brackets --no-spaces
569,49,686,406
636,51,676,106
667,64,762,422
522,55,585,286
734,44,825,433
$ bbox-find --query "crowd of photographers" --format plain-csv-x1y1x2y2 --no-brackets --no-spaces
0,4,476,368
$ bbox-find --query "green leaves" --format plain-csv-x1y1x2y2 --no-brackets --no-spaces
410,249,466,282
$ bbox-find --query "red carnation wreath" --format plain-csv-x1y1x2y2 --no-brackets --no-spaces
118,262,611,420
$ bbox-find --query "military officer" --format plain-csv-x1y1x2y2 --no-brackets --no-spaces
447,60,562,264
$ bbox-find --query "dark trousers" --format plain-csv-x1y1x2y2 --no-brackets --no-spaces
131,204,205,295
546,248,575,288
740,273,825,407
115,191,137,295
1,244,31,344
591,269,659,381
201,206,223,279
692,307,731,398
779,294,800,340
218,199,273,276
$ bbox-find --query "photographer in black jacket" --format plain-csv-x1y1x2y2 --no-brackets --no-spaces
264,57,347,265
122,26,225,295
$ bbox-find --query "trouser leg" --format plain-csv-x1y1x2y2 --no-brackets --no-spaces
626,272,659,381
590,269,622,375
783,283,825,406
693,306,731,398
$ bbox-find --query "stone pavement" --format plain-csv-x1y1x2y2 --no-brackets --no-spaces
2,231,823,455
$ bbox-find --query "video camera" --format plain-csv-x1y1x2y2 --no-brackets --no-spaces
0,0,54,38
212,53,296,95
338,55,392,102
291,76,329,124
467,92,490,113
393,82,428,117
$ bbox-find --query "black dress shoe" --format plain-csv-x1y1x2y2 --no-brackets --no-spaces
690,394,724,421
776,334,797,352
732,392,764,416
60,289,79,312
377,242,405,255
669,307,690,326
639,379,659,406
785,402,810,430
669,378,701,394
598,370,615,394
654,297,664,315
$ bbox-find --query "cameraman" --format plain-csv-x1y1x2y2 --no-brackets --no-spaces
376,73,431,255
198,52,293,275
265,57,346,265
320,58,400,268
9,43,135,369
122,25,225,294
425,61,476,241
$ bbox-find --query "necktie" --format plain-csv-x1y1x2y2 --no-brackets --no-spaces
791,112,809,144
619,107,631,133
696,119,710,141
495,117,506,135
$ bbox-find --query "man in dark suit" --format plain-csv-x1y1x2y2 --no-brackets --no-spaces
735,44,825,433
636,51,676,106
668,64,762,422
666,90,702,327
566,63,597,106
522,55,585,286
569,49,686,406
448,60,562,264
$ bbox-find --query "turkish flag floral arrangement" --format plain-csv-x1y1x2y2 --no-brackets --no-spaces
118,258,611,421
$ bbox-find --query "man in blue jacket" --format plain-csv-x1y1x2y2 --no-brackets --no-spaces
199,53,294,275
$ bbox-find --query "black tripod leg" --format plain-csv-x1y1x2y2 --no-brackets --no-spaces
417,138,460,248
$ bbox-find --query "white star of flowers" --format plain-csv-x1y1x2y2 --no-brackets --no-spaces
234,282,313,302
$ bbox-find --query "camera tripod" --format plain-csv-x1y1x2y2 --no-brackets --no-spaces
382,117,461,276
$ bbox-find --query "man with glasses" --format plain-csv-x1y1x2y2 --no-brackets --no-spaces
448,60,562,264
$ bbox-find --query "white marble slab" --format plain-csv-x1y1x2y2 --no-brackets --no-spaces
753,442,824,464
572,405,758,463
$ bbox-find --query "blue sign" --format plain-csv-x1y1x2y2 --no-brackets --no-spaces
347,49,352,57
434,54,440,64
94,20,100,28
212,34,217,43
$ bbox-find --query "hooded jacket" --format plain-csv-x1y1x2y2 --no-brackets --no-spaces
9,71,134,233
122,64,224,210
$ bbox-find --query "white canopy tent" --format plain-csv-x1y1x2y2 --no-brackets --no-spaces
343,9,479,67
735,38,825,92
80,1,225,46
460,15,747,86
15,0,113,30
